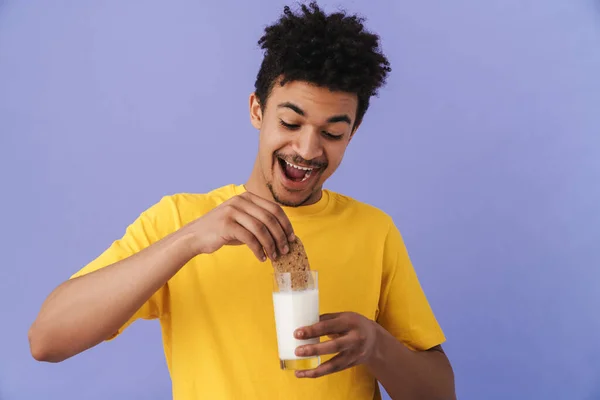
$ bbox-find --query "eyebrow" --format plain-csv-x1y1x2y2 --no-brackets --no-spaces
277,102,352,125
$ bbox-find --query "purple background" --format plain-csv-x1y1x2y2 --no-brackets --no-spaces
1,1,600,399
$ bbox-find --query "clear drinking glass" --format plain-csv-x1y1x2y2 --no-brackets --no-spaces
272,270,321,370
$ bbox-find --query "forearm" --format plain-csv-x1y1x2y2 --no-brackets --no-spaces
366,324,455,400
28,228,197,362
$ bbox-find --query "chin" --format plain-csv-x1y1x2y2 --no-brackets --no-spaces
267,182,317,207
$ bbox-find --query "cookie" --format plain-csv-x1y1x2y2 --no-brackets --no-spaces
272,236,312,290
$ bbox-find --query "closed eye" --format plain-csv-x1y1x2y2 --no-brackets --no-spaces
323,131,344,140
279,120,300,130
280,119,344,140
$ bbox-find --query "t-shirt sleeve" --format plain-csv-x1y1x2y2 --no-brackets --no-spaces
69,196,178,340
377,219,446,351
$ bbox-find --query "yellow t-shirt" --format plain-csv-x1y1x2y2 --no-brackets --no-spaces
71,184,445,400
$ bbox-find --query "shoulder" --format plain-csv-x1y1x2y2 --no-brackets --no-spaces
143,184,239,227
327,190,394,229
171,184,237,209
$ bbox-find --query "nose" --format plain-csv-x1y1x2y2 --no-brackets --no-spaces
291,129,324,161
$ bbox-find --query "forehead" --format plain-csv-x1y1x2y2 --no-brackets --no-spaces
267,80,358,121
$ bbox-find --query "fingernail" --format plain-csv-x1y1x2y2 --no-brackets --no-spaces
296,347,306,356
283,245,289,254
289,233,296,241
295,330,304,338
272,252,278,260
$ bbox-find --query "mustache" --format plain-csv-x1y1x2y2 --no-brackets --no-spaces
274,151,328,169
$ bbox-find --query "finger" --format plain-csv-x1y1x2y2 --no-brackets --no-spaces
241,192,295,241
295,352,357,379
230,222,266,261
232,209,279,260
320,314,343,339
235,196,290,257
319,313,342,321
295,335,355,358
295,316,350,340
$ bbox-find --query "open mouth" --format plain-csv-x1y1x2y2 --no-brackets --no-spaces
277,157,318,183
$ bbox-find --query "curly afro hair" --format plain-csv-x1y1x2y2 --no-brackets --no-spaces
254,2,391,127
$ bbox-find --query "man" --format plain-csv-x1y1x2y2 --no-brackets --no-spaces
29,3,455,399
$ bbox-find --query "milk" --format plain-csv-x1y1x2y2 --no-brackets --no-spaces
272,288,320,360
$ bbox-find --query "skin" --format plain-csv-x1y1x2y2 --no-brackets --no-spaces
29,77,455,399
246,79,456,399
28,191,294,362
245,79,358,207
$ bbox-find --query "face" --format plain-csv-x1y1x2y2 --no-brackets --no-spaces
249,80,359,207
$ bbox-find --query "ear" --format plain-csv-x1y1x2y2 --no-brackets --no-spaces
249,93,263,130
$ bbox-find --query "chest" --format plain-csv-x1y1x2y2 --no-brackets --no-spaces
169,227,386,324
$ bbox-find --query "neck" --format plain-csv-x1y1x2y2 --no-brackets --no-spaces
244,159,275,201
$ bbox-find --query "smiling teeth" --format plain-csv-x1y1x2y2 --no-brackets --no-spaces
285,160,313,171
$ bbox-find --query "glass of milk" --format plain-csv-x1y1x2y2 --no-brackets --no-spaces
272,270,321,370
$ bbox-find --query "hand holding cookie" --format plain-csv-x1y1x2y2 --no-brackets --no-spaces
185,191,295,261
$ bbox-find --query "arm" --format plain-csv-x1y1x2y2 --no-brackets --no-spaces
370,218,455,399
28,228,196,363
293,218,454,399
28,192,294,363
294,313,455,400
366,325,455,400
